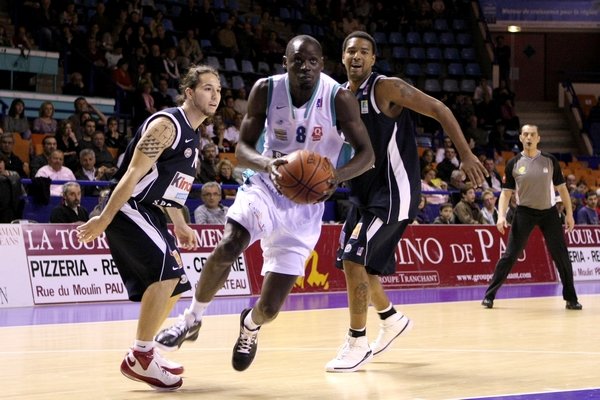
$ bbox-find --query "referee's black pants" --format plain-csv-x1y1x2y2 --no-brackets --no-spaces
484,205,578,302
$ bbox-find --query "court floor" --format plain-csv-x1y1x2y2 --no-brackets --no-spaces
1,282,599,400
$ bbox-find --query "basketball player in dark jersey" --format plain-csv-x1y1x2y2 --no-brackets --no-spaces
77,65,221,390
326,31,487,372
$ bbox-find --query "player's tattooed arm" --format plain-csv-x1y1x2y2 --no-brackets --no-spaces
136,118,176,161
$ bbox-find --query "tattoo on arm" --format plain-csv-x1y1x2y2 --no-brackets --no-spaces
394,80,415,98
136,122,175,159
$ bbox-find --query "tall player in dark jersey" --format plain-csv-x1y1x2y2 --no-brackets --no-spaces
326,31,487,373
77,65,221,390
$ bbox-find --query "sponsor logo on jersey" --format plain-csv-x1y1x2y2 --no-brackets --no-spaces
274,129,287,140
163,171,194,205
360,100,369,114
311,126,323,141
184,148,193,158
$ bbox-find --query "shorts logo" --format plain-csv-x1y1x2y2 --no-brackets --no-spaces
344,244,352,253
171,250,183,268
350,222,362,240
316,98,322,108
180,275,189,284
356,247,364,256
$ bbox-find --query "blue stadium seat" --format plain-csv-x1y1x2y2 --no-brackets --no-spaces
442,79,460,93
465,63,482,77
298,24,313,35
409,47,426,61
447,62,465,77
257,61,270,73
405,32,421,46
392,46,408,60
460,79,477,93
375,59,393,74
388,31,403,45
452,19,467,31
424,63,443,77
444,47,460,61
456,33,473,47
426,47,442,61
424,79,441,93
404,63,422,77
373,31,388,45
232,75,245,90
241,59,255,74
433,18,449,31
439,32,455,46
279,7,291,20
224,57,238,72
461,47,476,61
422,32,438,46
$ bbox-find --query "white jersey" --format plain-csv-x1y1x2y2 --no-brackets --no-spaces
262,73,346,166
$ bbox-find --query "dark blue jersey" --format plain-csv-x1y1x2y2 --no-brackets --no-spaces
115,107,199,208
345,73,421,223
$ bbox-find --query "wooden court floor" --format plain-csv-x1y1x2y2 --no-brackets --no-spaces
1,294,599,400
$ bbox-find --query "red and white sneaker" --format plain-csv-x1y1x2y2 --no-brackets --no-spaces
153,349,184,375
120,348,183,391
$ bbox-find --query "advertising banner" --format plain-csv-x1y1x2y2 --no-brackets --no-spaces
0,224,34,308
565,226,600,280
20,224,251,305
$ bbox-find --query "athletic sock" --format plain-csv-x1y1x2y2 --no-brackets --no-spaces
348,327,366,338
133,340,154,352
377,302,398,321
244,309,260,330
189,299,210,322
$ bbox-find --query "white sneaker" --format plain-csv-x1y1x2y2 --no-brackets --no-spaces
120,348,183,391
153,349,184,375
325,335,373,373
371,314,412,356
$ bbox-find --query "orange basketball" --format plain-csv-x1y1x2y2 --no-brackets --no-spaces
277,149,335,204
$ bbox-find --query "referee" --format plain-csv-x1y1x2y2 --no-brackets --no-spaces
481,124,582,310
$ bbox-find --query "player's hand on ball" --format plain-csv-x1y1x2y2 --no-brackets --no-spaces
267,157,288,193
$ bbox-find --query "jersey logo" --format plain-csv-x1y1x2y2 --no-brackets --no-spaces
311,126,323,141
274,129,287,141
543,167,548,173
518,166,526,175
360,100,368,114
316,98,322,108
163,171,194,205
184,148,193,158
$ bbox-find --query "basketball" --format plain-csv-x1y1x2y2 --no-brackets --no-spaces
277,149,335,204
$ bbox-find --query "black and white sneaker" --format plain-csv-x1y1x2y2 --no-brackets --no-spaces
232,308,260,371
155,309,201,352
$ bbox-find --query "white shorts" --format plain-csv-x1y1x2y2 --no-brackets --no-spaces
227,172,324,276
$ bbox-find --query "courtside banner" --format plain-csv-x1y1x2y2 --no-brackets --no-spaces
0,224,34,307
245,225,556,294
21,224,251,304
564,226,600,281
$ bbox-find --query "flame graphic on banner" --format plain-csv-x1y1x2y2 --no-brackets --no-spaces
295,250,329,290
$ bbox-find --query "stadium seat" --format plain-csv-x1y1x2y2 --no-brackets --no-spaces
465,63,482,77
424,79,441,93
442,79,460,93
257,61,270,74
461,47,476,61
409,47,426,61
405,32,421,46
426,47,442,61
241,59,255,74
447,62,465,77
439,32,455,46
206,56,222,69
392,46,409,60
404,63,422,77
456,33,473,47
443,47,460,61
373,31,388,45
231,75,245,90
460,79,476,93
424,63,443,77
219,74,230,88
375,59,393,74
224,58,238,72
422,32,438,46
452,19,467,31
433,18,449,31
388,31,403,45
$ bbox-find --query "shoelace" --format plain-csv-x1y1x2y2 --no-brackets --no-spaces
164,317,189,337
335,340,353,359
236,328,257,354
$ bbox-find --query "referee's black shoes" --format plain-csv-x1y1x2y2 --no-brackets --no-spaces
481,298,494,308
565,301,583,310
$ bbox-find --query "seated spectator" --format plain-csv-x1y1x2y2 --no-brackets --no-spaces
62,72,87,96
49,182,89,223
216,158,239,199
55,119,80,171
435,135,459,165
35,150,76,196
453,183,486,224
506,192,518,223
419,148,435,173
74,149,109,196
233,87,248,116
223,113,242,151
500,98,520,132
30,135,57,177
219,95,238,127
480,189,498,225
413,195,431,224
481,158,502,192
464,114,488,151
576,190,599,225
448,169,467,205
0,133,27,177
3,99,32,139
0,153,25,222
433,203,455,224
91,131,117,178
104,117,128,156
196,143,219,184
152,78,177,110
133,80,157,128
161,47,181,89
32,101,58,135
421,165,449,205
436,147,459,183
473,78,493,105
565,173,577,193
193,182,229,224
67,97,108,136
177,28,203,70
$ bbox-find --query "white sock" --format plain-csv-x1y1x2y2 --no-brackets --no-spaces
378,302,393,313
188,299,210,322
133,340,154,352
244,309,260,330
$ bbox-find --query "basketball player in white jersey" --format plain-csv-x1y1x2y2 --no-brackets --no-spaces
77,65,222,390
155,35,375,372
